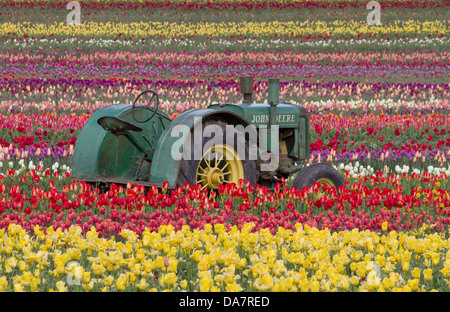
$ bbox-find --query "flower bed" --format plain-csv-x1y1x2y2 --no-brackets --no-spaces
1,0,450,292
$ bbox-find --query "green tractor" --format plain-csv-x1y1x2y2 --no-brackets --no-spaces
71,77,344,193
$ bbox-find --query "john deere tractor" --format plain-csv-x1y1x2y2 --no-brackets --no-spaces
71,77,344,192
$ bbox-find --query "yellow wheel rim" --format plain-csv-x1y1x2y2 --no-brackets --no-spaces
314,178,336,199
316,178,335,188
196,144,244,190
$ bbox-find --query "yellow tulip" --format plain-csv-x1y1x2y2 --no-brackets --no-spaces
199,278,213,292
55,261,65,276
272,260,286,276
407,279,419,291
68,248,81,261
92,264,105,276
411,267,421,279
402,261,410,272
122,242,133,255
83,272,91,284
167,259,178,272
349,276,360,286
143,260,153,274
161,272,177,286
261,274,273,289
30,279,39,292
116,277,127,291
180,280,188,290
321,279,332,292
126,272,136,283
204,224,212,234
381,278,391,290
0,277,8,292
14,282,24,292
6,257,17,269
18,260,28,272
440,267,450,278
214,224,225,234
136,249,145,263
137,278,148,291
198,259,210,272
300,278,309,292
338,277,350,291
238,258,247,270
432,253,440,266
315,269,323,280
356,265,366,278
423,269,433,282
103,275,114,287
56,281,67,292
226,283,243,292
367,270,381,290
311,279,320,292
83,281,94,291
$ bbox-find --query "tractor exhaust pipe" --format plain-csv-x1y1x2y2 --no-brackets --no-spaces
267,78,280,154
239,76,254,104
267,78,280,106
268,78,279,126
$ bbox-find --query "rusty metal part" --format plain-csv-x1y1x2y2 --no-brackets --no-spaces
240,76,254,104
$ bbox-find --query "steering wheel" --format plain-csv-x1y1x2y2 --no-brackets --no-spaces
131,90,160,123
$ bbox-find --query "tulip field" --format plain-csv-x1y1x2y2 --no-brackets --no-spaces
1,0,450,293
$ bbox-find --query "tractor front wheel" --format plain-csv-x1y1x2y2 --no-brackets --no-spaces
293,163,345,194
177,120,258,191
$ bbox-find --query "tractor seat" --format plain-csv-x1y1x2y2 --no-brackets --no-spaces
97,116,143,135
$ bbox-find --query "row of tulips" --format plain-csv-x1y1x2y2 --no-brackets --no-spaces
1,160,450,237
2,49,449,80
1,109,450,167
3,1,446,27
309,112,450,152
0,110,449,168
1,220,450,292
2,78,449,114
1,0,444,5
2,20,447,42
4,36,449,53
0,112,84,151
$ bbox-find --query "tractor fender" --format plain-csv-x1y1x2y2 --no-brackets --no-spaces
71,104,172,184
71,104,130,182
149,109,254,188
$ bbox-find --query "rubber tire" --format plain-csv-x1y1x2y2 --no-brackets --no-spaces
293,163,345,193
177,120,258,189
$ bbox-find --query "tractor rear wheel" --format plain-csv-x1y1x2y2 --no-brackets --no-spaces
177,120,258,190
293,163,345,194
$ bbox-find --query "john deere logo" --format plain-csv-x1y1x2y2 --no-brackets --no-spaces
250,114,296,123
